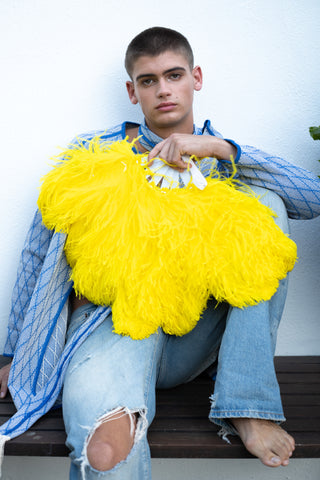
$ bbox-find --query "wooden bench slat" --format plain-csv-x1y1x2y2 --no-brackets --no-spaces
151,416,320,433
1,414,319,434
0,416,66,431
276,372,320,383
149,431,320,458
2,399,318,421
154,403,320,418
281,395,320,406
275,383,320,394
149,432,250,459
4,431,70,457
156,385,320,402
275,356,320,366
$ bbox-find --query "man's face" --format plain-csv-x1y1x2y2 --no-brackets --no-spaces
126,51,202,137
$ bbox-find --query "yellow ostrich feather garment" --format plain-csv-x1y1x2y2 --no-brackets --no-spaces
38,137,297,339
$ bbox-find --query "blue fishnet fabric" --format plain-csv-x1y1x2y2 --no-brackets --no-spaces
232,146,320,220
2,120,320,442
8,231,72,409
2,304,110,438
139,120,320,220
1,216,111,439
3,210,54,357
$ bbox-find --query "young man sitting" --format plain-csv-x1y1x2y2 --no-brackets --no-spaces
1,26,320,480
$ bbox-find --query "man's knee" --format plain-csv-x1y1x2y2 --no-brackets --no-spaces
86,408,138,472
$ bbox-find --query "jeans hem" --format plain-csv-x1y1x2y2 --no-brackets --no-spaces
209,410,286,421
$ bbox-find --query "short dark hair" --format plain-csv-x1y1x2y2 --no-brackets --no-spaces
125,26,194,78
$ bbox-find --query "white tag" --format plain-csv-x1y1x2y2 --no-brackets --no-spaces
182,155,207,190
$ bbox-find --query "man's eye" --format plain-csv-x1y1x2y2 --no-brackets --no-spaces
169,73,181,80
142,79,154,86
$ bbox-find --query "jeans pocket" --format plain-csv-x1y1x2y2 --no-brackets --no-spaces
66,303,97,343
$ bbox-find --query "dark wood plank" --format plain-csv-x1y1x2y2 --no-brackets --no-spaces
3,430,70,456
277,372,320,383
275,356,320,366
148,431,320,458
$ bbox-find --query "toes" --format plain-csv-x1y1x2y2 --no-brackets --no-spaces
262,450,290,468
288,434,296,452
262,455,282,468
268,437,293,467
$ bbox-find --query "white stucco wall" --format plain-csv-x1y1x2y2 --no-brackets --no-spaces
1,0,319,355
1,1,320,479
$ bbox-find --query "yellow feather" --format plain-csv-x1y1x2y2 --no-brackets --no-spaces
38,137,297,339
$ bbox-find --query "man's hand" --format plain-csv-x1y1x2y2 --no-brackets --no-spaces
0,362,11,398
148,134,236,171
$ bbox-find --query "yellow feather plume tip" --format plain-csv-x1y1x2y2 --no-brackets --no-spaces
38,136,297,339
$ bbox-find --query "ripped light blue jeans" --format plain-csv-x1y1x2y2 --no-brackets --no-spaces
62,187,289,479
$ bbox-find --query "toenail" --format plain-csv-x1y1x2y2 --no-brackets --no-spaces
271,456,281,465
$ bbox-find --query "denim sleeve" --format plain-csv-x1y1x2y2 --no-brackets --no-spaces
3,209,54,357
219,144,320,220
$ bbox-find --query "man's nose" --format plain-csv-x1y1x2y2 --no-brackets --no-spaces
156,78,171,97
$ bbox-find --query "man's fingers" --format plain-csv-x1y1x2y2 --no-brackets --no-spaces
148,147,190,170
0,376,8,398
147,142,165,163
149,157,188,171
0,364,11,398
165,155,191,171
0,382,8,398
146,135,196,170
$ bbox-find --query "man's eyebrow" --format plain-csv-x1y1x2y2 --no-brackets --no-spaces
135,67,186,82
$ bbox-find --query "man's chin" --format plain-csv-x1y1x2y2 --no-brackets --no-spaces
148,113,189,131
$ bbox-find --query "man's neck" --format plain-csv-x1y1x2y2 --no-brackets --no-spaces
126,120,199,153
145,120,194,139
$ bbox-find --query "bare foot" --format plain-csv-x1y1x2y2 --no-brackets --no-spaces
231,418,295,467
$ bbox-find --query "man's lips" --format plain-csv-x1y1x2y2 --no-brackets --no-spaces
156,102,177,112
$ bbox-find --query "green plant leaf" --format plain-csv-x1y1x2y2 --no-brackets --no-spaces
309,126,320,140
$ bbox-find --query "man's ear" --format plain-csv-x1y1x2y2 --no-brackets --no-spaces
192,66,203,92
126,81,139,105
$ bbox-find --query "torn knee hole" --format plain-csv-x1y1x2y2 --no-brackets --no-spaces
84,407,147,473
